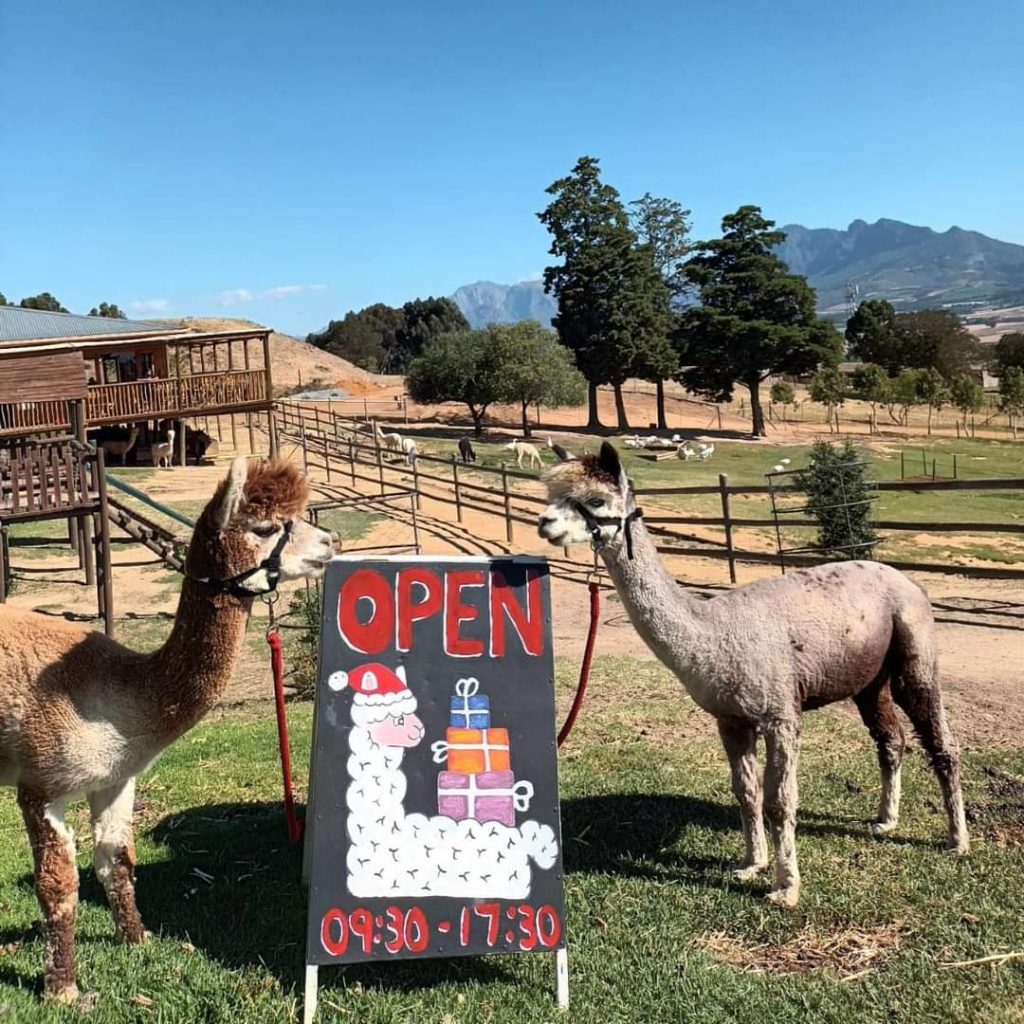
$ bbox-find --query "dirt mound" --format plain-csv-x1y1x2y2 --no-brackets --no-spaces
176,317,395,395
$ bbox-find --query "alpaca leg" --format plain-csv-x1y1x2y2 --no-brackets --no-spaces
18,789,79,1003
763,720,801,908
89,779,147,944
891,668,969,854
853,681,906,836
717,720,769,879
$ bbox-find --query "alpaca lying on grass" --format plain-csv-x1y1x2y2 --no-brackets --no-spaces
537,442,968,908
0,458,333,1001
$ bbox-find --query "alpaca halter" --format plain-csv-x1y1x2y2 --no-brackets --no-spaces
189,520,293,598
568,499,644,560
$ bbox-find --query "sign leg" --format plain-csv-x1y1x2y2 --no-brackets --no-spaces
555,948,569,1010
302,964,319,1024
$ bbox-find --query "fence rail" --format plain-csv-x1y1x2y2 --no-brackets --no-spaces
274,400,1024,582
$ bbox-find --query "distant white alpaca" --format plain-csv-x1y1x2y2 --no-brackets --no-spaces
623,435,644,450
697,443,715,461
151,429,176,468
504,439,543,470
376,423,403,453
401,437,418,465
676,442,695,461
330,665,558,900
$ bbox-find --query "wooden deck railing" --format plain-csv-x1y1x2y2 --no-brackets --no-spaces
86,369,267,424
0,438,99,519
0,400,72,438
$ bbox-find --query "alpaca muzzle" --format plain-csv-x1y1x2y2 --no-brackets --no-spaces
567,500,644,560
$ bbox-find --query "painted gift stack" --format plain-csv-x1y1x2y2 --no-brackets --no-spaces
432,678,533,826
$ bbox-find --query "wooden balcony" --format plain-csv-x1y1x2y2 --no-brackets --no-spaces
86,369,268,426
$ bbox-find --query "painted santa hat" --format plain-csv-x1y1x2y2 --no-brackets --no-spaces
328,662,418,724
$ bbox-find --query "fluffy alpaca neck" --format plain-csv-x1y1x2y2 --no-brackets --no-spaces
146,579,253,737
599,514,704,671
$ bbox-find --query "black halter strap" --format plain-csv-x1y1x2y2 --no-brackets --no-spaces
189,520,293,598
568,500,644,560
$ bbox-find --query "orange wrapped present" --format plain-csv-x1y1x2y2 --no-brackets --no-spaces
431,727,510,773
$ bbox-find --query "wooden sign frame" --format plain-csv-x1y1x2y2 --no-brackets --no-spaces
302,555,567,1021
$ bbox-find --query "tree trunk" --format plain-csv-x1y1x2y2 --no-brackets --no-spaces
927,405,932,435
471,406,484,438
747,379,766,437
613,384,630,431
655,380,667,430
521,400,531,438
586,381,603,430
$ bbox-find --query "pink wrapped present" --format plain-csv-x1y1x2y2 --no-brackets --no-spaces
437,770,534,826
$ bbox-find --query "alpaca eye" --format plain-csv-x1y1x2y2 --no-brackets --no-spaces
252,524,278,539
395,715,405,726
586,498,604,508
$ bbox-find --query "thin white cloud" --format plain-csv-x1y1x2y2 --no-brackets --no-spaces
130,298,170,314
218,284,327,305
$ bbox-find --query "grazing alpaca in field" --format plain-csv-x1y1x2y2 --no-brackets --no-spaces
537,443,968,907
99,427,140,466
504,439,543,470
151,428,176,468
0,458,333,1001
375,423,403,453
458,437,476,463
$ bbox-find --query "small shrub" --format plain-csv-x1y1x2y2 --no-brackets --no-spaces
287,586,322,700
797,440,878,560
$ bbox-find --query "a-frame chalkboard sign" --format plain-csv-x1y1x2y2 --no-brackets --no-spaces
302,556,567,1021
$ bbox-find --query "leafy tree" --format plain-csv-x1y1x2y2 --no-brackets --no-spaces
538,156,671,431
798,440,877,560
674,205,843,436
999,365,1024,438
916,367,949,436
388,297,469,373
406,328,509,436
629,193,690,428
851,363,892,434
846,300,901,373
808,366,848,432
0,292,8,306
993,332,1024,377
495,321,587,436
89,302,126,319
19,292,68,312
889,369,923,425
897,309,979,380
949,373,984,435
769,380,796,423
309,303,403,372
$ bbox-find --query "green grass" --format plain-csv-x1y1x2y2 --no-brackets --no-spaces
1,656,1022,1022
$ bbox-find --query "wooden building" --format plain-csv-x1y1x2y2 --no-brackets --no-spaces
0,307,278,459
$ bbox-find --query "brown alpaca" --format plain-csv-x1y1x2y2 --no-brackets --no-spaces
537,443,968,907
0,457,333,1002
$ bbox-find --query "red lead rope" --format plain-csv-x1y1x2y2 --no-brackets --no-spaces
557,579,601,748
267,627,304,845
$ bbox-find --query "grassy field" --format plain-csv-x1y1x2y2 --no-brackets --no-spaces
0,657,1021,1022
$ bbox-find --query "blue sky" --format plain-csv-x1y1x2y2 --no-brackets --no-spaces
2,0,1022,337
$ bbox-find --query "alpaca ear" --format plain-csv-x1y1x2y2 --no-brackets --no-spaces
213,456,249,530
598,441,622,480
552,442,572,463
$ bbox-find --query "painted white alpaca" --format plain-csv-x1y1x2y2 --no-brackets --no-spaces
504,439,543,470
537,443,968,907
151,429,176,468
331,665,558,900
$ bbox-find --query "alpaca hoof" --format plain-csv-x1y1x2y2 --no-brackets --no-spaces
42,981,79,1005
117,923,151,945
732,862,770,881
946,838,970,856
766,885,800,909
869,820,898,838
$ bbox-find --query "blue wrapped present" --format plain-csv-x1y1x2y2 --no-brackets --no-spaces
449,677,490,729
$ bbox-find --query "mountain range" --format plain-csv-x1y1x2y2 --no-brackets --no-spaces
451,219,1024,327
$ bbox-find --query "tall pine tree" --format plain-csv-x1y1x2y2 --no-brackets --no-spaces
676,206,842,436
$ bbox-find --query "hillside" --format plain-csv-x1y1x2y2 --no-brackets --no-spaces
777,218,1024,313
176,317,395,395
451,280,557,328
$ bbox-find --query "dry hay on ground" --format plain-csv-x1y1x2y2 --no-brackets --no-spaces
695,923,903,978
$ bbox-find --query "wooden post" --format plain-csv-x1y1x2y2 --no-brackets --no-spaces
262,332,278,457
68,512,79,557
73,400,97,585
363,397,369,424
403,394,409,425
921,449,927,475
0,525,8,602
375,434,385,495
227,341,238,450
719,473,736,584
932,458,937,482
452,455,462,522
501,462,513,543
178,419,187,467
244,338,256,455
211,343,223,441
900,450,905,480
411,457,421,510
349,437,356,485
716,405,722,430
300,421,309,472
324,434,332,482
95,449,114,637
953,453,958,479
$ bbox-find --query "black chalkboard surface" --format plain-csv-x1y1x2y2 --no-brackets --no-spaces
305,556,565,966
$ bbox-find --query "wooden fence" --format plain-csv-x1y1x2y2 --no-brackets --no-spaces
274,401,1024,582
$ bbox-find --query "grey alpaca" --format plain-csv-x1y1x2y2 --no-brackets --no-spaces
537,443,968,906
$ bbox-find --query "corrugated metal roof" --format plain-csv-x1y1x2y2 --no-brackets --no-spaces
0,305,179,343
